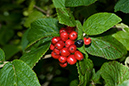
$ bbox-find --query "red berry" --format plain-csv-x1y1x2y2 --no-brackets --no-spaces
51,51,60,59
53,48,60,54
51,37,61,44
67,55,77,65
65,39,74,48
59,62,67,67
69,31,78,40
60,48,70,57
68,44,77,53
60,27,67,34
58,56,67,63
84,37,91,45
60,32,69,41
66,26,75,33
50,44,55,50
55,41,65,50
74,51,84,60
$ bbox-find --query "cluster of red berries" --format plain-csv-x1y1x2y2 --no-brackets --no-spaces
50,26,84,67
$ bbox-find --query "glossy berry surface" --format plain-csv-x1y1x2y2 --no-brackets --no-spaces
68,44,77,53
84,37,91,45
53,48,60,54
60,27,66,34
59,62,67,67
66,26,75,33
60,48,70,57
51,37,61,44
75,51,84,60
74,39,84,47
67,55,77,65
50,44,55,50
58,56,67,63
69,31,77,40
51,51,60,59
55,41,64,50
65,39,74,48
60,32,69,41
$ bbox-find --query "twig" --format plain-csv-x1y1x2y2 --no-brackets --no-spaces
34,5,47,14
43,54,51,59
0,61,9,68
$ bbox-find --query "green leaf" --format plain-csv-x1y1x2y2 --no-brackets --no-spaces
24,11,45,28
3,45,21,60
0,48,5,61
65,0,97,7
85,36,127,60
114,0,129,13
27,18,61,46
112,31,129,51
21,29,29,51
118,80,129,86
76,58,93,86
52,0,65,8
0,60,40,86
56,8,76,27
20,42,50,68
69,79,78,86
83,13,122,35
100,61,129,86
91,69,101,85
0,27,14,45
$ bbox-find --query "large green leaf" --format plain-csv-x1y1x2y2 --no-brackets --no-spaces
100,61,129,86
20,42,50,68
3,45,21,60
0,48,5,61
0,60,40,86
24,11,45,28
65,0,97,7
27,18,61,46
118,80,129,86
56,8,76,27
76,58,93,86
112,30,129,51
83,13,122,35
85,36,127,60
0,27,14,45
114,0,129,13
52,0,65,8
21,29,29,51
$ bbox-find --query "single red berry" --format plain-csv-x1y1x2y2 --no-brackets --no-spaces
53,48,60,54
68,44,77,53
58,40,65,45
67,55,77,65
60,32,69,41
65,39,74,48
69,31,78,40
60,48,70,57
74,51,84,60
58,56,67,63
51,37,61,44
59,62,67,67
50,44,55,50
55,41,65,50
51,51,60,59
84,37,91,45
66,26,75,33
60,27,67,34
